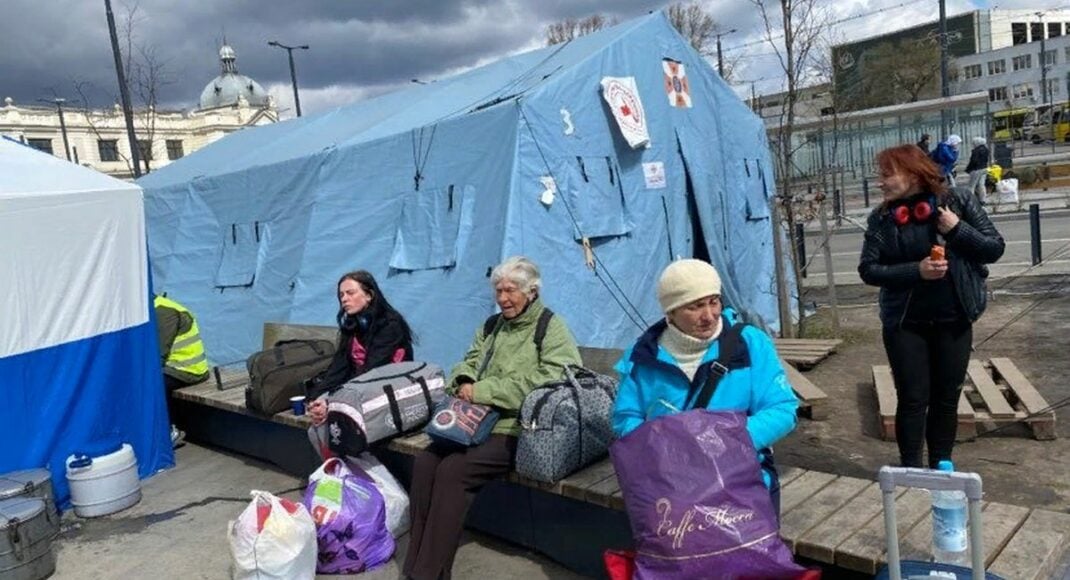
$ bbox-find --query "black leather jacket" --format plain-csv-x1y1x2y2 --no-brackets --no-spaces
858,188,1005,327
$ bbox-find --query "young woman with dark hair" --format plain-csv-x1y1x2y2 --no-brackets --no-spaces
859,144,1004,468
306,270,415,426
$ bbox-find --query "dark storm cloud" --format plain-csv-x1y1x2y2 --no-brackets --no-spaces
0,1,759,113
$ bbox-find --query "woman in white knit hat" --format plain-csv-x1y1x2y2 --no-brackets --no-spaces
610,259,799,513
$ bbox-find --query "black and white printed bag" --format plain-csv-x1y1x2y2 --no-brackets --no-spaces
515,365,618,484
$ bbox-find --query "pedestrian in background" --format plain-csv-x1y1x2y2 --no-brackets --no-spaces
929,134,962,186
916,133,931,154
858,144,1004,469
964,137,990,204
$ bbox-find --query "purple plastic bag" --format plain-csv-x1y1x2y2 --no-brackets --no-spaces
303,462,395,574
609,410,805,580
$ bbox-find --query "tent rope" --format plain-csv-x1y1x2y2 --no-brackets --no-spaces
517,105,649,333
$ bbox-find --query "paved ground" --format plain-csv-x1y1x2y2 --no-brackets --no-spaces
784,275,1070,512
800,206,1070,288
52,443,586,580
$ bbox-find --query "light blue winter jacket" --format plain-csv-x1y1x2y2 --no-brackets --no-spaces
611,310,798,452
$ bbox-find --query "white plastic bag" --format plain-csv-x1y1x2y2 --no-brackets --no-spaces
994,178,1019,205
228,490,317,580
351,453,411,538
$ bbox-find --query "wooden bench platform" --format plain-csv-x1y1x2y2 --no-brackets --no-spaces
390,430,1070,578
175,344,1070,576
775,338,842,369
873,358,1057,441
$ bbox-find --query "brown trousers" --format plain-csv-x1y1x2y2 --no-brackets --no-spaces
402,434,516,580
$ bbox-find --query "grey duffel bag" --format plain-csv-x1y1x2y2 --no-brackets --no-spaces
326,361,447,457
516,365,619,484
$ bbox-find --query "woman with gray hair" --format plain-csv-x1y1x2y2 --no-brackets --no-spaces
402,256,581,580
964,136,990,203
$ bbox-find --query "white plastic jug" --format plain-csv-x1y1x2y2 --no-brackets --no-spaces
65,443,141,517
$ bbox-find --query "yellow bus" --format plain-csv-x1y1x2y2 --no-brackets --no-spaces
992,107,1034,141
1028,103,1070,143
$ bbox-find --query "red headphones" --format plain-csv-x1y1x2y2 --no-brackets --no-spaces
890,195,936,226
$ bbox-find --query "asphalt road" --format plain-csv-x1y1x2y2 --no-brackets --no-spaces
799,208,1070,288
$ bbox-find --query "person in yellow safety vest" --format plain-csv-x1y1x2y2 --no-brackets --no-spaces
154,294,210,448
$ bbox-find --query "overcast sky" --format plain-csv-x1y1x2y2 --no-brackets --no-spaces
0,0,1043,119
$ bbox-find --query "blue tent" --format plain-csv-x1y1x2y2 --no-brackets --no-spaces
140,12,791,369
0,138,173,509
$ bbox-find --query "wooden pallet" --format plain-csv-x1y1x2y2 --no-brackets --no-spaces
776,338,842,369
782,358,828,420
873,358,1056,442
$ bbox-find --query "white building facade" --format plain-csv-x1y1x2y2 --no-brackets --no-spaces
952,30,1070,112
0,44,277,179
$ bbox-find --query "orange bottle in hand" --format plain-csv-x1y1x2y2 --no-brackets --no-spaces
931,245,945,261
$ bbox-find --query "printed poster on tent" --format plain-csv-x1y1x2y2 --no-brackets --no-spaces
600,76,650,149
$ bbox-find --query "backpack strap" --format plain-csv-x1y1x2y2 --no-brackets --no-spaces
534,308,554,362
691,322,746,410
482,314,501,339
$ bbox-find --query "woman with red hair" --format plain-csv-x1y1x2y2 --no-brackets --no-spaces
859,144,1004,468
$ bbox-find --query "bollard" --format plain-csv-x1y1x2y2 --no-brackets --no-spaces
863,177,870,207
795,223,807,278
833,189,842,226
1030,203,1042,266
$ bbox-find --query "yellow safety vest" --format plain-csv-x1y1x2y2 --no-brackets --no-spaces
154,295,209,378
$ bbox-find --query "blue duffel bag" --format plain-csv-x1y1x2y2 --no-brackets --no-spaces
424,396,498,447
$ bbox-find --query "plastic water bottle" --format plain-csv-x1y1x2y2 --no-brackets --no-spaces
931,460,969,566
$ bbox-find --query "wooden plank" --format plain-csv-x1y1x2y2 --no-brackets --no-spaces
978,502,1032,567
780,476,870,549
968,360,1016,418
779,470,838,515
558,458,617,502
386,432,432,455
990,357,1056,440
262,322,336,350
778,465,807,488
989,509,1070,580
783,362,827,403
894,500,1032,565
774,338,843,349
873,365,898,441
584,472,621,508
794,482,892,564
577,347,623,377
836,488,932,575
989,358,1049,415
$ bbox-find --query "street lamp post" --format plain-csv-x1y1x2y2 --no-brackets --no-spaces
268,41,309,117
39,97,72,161
104,0,142,178
715,28,738,78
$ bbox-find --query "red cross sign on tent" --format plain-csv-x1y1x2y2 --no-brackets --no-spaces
663,59,692,108
600,76,650,149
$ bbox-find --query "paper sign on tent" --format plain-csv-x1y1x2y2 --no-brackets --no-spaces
600,76,651,149
663,59,692,108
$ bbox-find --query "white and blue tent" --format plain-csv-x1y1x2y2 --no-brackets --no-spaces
140,12,792,368
0,138,173,508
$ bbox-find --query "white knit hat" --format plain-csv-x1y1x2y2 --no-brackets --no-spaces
657,259,722,314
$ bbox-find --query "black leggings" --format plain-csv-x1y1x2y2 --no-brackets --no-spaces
882,320,972,468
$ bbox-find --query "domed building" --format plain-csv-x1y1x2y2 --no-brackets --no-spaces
199,44,272,110
1,43,277,180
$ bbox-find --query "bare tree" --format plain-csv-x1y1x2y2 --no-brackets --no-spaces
119,2,173,174
751,0,831,337
67,3,172,178
546,14,615,45
666,2,738,80
666,2,716,55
